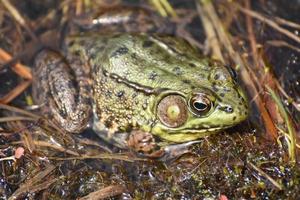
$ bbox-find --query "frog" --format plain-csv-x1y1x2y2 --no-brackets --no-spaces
32,7,249,158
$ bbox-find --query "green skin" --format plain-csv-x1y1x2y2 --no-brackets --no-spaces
32,33,249,156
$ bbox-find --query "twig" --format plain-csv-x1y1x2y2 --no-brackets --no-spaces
275,16,300,30
248,161,283,190
0,116,37,123
151,0,168,17
0,48,32,80
0,103,41,119
47,153,145,162
266,86,296,163
8,164,57,200
266,40,300,53
0,155,15,161
1,0,38,41
245,0,258,66
274,79,300,112
159,0,177,18
196,3,224,62
75,0,83,15
12,121,36,153
76,137,113,153
238,6,300,44
151,0,177,18
0,80,31,104
31,140,80,156
78,185,126,200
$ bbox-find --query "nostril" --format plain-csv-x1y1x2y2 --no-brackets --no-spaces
218,105,233,113
225,106,233,113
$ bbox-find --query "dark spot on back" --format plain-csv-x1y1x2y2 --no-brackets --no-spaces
149,71,158,80
142,40,154,48
163,54,170,61
102,69,109,76
131,53,138,59
172,67,182,75
105,90,112,97
73,50,81,56
67,40,75,47
78,39,86,47
212,83,219,92
112,34,121,38
198,73,206,79
182,79,191,84
189,63,196,68
219,93,225,97
111,47,129,58
116,91,125,97
223,87,231,92
132,92,138,98
214,74,220,80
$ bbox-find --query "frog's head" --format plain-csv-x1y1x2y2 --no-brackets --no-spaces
149,64,249,143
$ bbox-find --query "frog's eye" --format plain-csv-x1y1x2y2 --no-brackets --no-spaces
157,95,188,128
189,94,212,116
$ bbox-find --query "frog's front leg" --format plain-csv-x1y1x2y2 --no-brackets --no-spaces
126,130,165,158
127,130,201,159
32,50,92,133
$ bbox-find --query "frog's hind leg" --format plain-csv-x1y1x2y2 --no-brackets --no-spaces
33,50,92,133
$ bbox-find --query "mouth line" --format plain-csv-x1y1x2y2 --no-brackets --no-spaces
168,125,232,134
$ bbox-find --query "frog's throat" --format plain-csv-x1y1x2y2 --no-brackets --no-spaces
148,126,230,143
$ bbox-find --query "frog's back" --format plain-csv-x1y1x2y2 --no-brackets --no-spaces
67,33,213,93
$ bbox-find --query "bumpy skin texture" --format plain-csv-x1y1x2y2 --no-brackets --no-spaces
33,33,248,145
33,50,92,133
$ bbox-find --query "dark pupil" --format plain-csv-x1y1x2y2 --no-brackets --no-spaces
193,101,207,111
